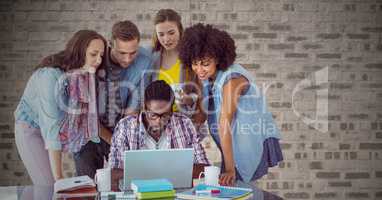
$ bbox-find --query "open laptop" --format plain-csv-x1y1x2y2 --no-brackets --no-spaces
123,148,194,190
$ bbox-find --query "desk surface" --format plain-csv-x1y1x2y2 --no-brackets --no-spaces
0,184,283,200
1,166,283,199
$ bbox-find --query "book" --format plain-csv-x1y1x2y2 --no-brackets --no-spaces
53,175,97,198
176,184,253,200
136,190,176,199
53,187,98,199
131,179,173,193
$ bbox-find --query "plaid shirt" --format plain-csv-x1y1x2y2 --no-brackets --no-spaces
109,112,209,168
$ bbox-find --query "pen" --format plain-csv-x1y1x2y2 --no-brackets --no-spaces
211,189,221,194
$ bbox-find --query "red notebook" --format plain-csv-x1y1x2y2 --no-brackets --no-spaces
53,176,97,199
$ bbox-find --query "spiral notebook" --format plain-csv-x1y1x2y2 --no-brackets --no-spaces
176,183,253,200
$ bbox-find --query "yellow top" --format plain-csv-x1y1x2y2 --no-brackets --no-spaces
157,59,181,85
158,59,182,112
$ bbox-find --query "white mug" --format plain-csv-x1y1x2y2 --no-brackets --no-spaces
198,166,220,186
95,167,111,192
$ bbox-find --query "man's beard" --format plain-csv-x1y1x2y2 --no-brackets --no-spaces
147,126,162,136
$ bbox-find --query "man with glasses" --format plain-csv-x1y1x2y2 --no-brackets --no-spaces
108,80,209,169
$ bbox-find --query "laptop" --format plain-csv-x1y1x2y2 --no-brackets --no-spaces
123,148,194,190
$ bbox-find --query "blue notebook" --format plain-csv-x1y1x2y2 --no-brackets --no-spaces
177,184,253,200
130,179,173,193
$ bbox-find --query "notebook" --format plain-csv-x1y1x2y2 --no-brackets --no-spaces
136,190,176,199
131,179,173,193
54,175,96,193
53,176,97,198
176,184,253,200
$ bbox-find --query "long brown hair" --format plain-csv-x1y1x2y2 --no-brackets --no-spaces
37,30,107,71
152,9,183,52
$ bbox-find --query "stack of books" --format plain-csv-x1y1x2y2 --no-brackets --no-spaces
131,179,175,199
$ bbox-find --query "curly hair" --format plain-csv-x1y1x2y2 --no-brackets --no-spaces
178,23,236,71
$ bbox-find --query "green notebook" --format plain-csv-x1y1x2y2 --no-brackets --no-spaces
136,190,176,199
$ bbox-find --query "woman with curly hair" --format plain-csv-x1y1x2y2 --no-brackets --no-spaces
178,23,283,186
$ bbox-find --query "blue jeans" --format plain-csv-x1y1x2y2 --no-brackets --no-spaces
73,139,110,179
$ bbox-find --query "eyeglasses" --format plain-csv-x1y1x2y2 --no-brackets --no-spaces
144,110,172,121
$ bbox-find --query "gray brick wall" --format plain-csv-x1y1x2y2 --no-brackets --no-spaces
0,0,381,199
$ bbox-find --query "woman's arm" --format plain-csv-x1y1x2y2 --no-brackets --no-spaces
38,69,65,180
219,76,249,186
48,150,63,180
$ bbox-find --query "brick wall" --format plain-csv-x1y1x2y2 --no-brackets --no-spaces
0,0,381,199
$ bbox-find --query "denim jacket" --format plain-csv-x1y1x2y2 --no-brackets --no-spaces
202,63,281,182
14,67,66,150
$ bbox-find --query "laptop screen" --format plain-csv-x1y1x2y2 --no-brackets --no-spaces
123,148,194,190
